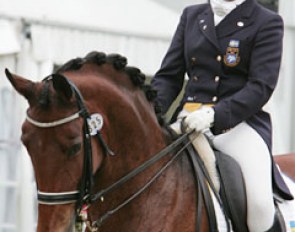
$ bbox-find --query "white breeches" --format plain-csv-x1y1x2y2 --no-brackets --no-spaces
212,122,275,232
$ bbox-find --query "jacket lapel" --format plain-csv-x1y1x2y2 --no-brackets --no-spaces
216,0,257,38
197,7,220,51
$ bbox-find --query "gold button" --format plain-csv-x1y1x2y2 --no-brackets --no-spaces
215,76,220,82
212,96,218,102
193,76,198,81
216,55,222,62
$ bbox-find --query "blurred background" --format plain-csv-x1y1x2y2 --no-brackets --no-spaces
0,0,294,231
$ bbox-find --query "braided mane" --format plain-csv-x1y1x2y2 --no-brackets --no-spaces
55,51,165,125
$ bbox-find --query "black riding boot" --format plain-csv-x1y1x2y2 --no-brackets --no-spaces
265,209,285,232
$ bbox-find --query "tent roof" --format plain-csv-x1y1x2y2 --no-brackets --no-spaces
0,0,180,38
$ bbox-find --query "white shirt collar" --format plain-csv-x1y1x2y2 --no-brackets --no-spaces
210,0,246,17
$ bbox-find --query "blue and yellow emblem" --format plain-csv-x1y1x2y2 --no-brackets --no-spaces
290,221,295,232
224,40,240,67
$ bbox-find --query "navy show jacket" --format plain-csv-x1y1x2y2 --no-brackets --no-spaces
151,0,293,200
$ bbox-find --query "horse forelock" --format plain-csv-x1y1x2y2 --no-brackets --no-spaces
38,81,51,109
34,79,76,112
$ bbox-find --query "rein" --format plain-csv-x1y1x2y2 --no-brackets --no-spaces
29,74,197,231
29,74,230,232
90,131,194,204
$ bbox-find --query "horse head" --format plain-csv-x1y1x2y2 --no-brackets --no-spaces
5,52,170,231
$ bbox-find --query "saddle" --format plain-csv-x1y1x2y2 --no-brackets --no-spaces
198,149,287,232
169,125,289,231
215,150,248,232
185,141,247,232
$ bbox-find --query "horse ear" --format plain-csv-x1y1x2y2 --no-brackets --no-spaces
5,68,34,100
51,74,73,100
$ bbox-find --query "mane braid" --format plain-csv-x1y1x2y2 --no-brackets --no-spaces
124,66,145,87
53,51,166,126
85,51,107,65
106,54,128,70
55,58,85,73
38,81,51,109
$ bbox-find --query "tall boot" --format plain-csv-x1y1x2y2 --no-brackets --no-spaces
265,208,285,232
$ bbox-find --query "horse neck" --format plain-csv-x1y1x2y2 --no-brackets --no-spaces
90,150,198,231
88,99,198,231
69,70,201,231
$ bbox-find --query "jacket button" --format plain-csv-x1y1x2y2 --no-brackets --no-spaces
216,55,222,62
215,76,220,82
191,57,197,65
193,76,198,81
212,96,218,102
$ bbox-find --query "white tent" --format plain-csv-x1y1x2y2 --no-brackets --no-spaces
0,0,180,231
0,0,180,77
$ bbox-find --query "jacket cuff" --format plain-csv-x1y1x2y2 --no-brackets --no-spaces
212,102,231,135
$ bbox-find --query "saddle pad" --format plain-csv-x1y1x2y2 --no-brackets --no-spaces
277,174,295,232
210,189,232,232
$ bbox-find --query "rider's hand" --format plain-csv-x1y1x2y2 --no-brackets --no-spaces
183,106,215,133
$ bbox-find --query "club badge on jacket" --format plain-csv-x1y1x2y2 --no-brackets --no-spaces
224,39,241,67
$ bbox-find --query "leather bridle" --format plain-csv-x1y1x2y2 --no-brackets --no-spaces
27,73,232,232
26,74,197,231
31,74,107,214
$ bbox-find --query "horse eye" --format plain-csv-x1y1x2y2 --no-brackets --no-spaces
67,143,81,156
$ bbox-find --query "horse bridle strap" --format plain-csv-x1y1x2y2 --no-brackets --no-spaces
38,190,80,205
26,112,81,128
29,74,98,213
92,136,194,228
90,130,195,203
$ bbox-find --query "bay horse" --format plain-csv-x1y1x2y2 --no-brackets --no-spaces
5,51,295,232
274,154,295,180
5,52,210,232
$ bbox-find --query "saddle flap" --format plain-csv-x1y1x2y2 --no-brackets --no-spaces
215,150,248,232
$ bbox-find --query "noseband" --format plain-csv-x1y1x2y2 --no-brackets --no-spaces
27,74,199,231
28,74,112,213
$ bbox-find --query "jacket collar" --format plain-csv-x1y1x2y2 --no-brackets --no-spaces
216,0,257,38
197,7,219,50
197,0,257,48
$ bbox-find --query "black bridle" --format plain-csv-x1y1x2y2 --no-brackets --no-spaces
29,74,230,232
34,74,102,213
28,74,195,228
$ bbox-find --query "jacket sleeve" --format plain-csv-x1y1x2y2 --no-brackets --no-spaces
213,14,284,134
151,8,187,114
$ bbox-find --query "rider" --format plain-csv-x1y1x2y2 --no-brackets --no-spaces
151,0,293,231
